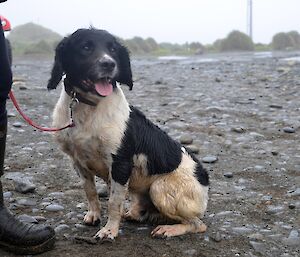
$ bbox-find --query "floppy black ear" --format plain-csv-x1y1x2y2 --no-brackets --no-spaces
47,37,68,90
117,44,133,90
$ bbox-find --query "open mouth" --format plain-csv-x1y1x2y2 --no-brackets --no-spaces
82,77,113,97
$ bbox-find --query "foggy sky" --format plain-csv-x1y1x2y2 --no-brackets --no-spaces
1,0,300,44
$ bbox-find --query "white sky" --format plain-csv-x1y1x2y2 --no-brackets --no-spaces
1,0,300,44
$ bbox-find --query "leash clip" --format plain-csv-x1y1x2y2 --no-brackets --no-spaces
70,91,79,109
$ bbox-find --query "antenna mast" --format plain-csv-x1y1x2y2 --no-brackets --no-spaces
247,0,253,39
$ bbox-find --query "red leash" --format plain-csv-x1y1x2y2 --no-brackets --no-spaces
9,90,75,132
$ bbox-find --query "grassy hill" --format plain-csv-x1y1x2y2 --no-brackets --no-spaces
7,22,62,55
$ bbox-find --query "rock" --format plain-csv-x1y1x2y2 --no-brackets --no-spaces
249,241,267,255
14,179,36,194
283,127,295,133
231,127,245,133
55,224,70,234
12,122,23,128
202,156,218,163
211,231,222,242
269,104,283,109
249,132,265,140
97,184,108,197
266,205,285,214
248,233,264,241
185,145,199,154
282,230,300,246
7,112,16,118
48,192,65,198
3,191,13,198
182,249,197,256
288,203,295,209
19,85,28,90
179,135,193,145
223,172,233,178
215,211,233,217
232,227,253,234
261,195,272,201
45,204,64,212
18,214,38,224
16,198,37,207
287,188,300,197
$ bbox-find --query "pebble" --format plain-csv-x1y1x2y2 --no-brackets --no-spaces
249,241,267,254
3,191,13,198
261,195,272,201
7,112,16,117
282,230,300,246
283,127,295,133
215,211,233,217
254,165,265,171
287,188,300,197
16,198,37,206
231,127,245,133
14,179,36,194
19,85,28,90
45,204,65,212
249,132,265,140
97,184,108,197
185,145,199,154
248,233,264,241
179,135,193,145
211,231,222,242
266,205,285,214
232,227,253,234
202,156,218,163
223,172,233,178
182,249,197,256
12,122,23,128
269,104,283,109
18,214,38,224
55,224,70,234
48,192,65,198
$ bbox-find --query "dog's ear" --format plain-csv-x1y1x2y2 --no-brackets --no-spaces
47,37,68,90
117,43,133,90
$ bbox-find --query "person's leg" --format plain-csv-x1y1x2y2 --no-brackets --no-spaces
0,14,55,254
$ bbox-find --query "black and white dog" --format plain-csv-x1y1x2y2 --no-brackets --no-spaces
47,28,209,240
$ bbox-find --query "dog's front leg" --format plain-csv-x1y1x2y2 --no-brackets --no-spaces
94,179,127,240
94,158,132,240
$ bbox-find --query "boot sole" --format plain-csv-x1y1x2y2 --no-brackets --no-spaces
0,235,55,255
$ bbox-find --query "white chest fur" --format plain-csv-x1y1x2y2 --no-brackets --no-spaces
52,86,130,175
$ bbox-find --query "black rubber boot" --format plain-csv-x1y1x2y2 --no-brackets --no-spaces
0,122,55,255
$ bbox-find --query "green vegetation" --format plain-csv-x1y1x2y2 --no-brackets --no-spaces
272,31,300,50
214,30,254,52
7,22,62,56
6,22,300,56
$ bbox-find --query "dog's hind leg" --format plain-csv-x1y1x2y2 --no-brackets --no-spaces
149,154,208,237
74,164,101,226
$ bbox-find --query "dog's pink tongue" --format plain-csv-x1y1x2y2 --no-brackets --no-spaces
95,81,113,96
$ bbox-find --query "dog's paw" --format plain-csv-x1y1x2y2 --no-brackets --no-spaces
84,210,101,226
123,210,141,221
151,224,187,238
94,226,118,241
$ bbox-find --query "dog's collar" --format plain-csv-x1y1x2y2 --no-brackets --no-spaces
64,78,97,107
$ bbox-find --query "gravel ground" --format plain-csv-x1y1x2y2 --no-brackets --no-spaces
0,52,300,257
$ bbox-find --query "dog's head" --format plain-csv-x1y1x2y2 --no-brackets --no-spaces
47,28,133,97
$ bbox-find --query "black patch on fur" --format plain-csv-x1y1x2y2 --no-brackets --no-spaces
185,147,209,186
111,106,182,185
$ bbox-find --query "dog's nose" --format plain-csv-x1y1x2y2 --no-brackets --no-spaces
98,58,116,71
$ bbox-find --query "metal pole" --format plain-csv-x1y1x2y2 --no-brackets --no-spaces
247,0,253,40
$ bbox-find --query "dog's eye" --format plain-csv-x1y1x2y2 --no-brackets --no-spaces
81,42,93,52
110,46,116,53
